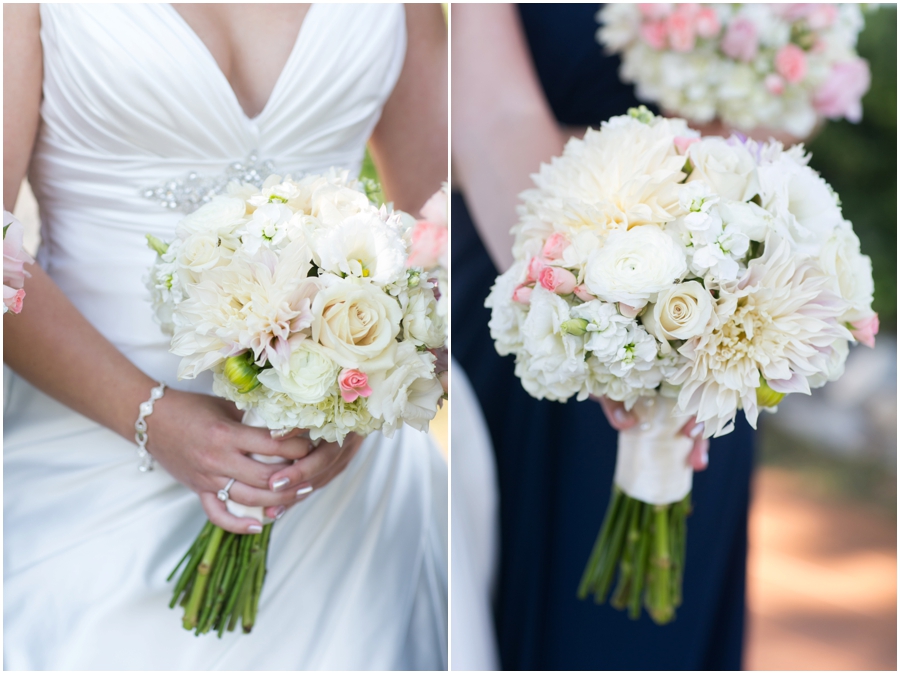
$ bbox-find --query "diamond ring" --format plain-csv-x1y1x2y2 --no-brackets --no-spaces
217,478,236,502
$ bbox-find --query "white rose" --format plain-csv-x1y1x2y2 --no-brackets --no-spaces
642,281,714,351
310,184,372,227
176,232,226,284
584,225,687,305
687,138,761,203
366,342,443,436
175,197,246,238
257,340,340,404
817,225,874,322
311,277,402,371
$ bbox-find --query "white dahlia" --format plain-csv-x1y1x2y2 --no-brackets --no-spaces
672,235,851,437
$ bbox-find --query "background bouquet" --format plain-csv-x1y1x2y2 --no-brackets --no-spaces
147,170,446,635
597,4,871,137
3,211,34,314
486,107,877,623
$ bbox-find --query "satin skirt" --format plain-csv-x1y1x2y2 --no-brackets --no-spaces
3,369,447,670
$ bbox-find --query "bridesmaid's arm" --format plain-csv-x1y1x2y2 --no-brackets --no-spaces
451,3,566,273
368,3,447,214
2,5,316,532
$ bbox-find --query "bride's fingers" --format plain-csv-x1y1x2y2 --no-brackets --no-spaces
264,455,348,519
199,491,265,535
687,436,710,471
680,417,705,440
265,443,341,493
226,480,306,508
269,427,307,441
224,454,285,490
593,395,638,431
234,425,313,461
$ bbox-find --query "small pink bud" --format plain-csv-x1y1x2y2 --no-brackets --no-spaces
539,267,578,296
526,256,548,284
541,233,570,261
665,11,696,52
775,44,807,84
338,369,372,403
618,302,643,319
674,136,700,154
640,20,668,50
512,284,533,305
850,314,879,348
573,285,596,303
694,8,720,38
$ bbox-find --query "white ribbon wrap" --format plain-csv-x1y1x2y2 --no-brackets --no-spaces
613,396,694,506
224,410,291,523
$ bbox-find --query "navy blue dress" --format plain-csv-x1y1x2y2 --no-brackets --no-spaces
451,4,755,670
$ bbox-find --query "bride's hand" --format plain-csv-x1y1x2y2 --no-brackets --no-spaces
147,390,314,533
202,431,367,525
592,395,710,472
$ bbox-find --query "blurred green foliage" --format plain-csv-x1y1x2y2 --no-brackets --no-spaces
359,148,386,206
806,5,897,330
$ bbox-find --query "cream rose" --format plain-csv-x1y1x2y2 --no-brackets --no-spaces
311,277,402,371
584,225,686,305
687,137,761,203
642,281,714,351
257,340,340,404
176,232,226,284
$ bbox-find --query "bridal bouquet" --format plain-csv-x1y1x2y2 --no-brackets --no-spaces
147,169,446,636
486,107,877,623
3,211,34,315
597,4,870,137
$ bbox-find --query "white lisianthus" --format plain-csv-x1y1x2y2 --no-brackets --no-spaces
584,225,687,305
687,138,761,203
312,210,407,286
311,276,402,371
643,281,715,352
366,342,443,437
817,224,874,324
257,340,340,405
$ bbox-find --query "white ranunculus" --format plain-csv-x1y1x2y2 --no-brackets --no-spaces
687,137,761,203
584,225,687,305
311,276,402,371
642,281,714,350
310,184,372,228
817,225,874,322
570,300,631,360
312,210,407,286
257,340,340,405
366,342,442,437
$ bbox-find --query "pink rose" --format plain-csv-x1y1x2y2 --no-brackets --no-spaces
674,136,700,154
526,256,548,284
573,285,596,303
538,266,577,296
541,233,570,260
512,284,533,305
720,18,758,63
694,8,721,39
813,59,871,123
764,73,786,96
338,368,372,403
775,44,807,84
666,11,696,52
407,221,448,269
3,286,25,314
640,20,668,50
850,314,879,348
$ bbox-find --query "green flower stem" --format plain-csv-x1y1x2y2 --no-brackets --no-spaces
182,525,225,630
650,505,673,624
578,488,622,599
594,495,635,603
225,535,253,633
208,536,239,635
611,498,643,610
629,504,653,619
168,521,212,583
247,523,273,633
197,533,235,634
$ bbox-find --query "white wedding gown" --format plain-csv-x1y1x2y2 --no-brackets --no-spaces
3,4,447,670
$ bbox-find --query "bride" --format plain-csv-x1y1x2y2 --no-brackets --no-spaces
3,3,447,670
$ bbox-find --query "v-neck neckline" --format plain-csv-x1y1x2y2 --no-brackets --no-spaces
165,4,316,124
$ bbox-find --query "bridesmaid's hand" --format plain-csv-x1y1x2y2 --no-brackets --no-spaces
592,395,710,472
147,390,314,533
208,432,367,523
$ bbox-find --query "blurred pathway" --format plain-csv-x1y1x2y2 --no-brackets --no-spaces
745,467,897,670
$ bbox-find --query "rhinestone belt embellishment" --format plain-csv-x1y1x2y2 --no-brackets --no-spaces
141,152,276,214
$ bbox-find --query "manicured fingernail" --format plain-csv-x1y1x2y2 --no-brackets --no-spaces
270,429,288,439
296,485,313,498
272,477,290,491
701,449,709,467
689,422,705,439
613,408,629,425
248,524,263,534
274,506,286,520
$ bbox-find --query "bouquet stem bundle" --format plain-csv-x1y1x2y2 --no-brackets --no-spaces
578,488,690,625
168,521,273,636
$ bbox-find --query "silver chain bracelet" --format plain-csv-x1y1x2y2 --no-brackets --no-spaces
135,382,167,472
